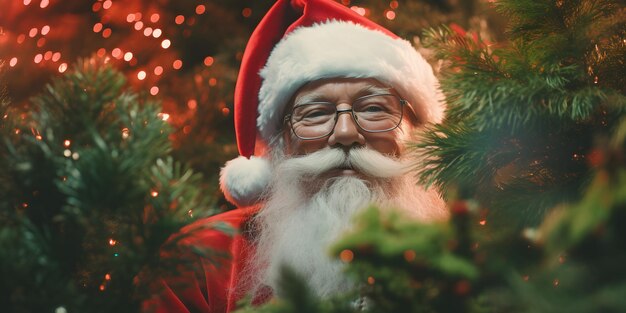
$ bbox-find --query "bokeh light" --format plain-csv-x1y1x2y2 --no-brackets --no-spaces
242,8,252,17
203,56,214,66
385,10,396,20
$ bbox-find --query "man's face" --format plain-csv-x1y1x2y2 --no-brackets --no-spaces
284,78,416,162
248,80,447,298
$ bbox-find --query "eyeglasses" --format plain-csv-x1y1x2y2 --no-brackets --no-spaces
284,93,407,140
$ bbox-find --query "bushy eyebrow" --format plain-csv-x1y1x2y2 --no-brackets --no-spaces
357,85,394,97
293,85,394,106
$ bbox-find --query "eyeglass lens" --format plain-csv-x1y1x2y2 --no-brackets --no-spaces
290,94,403,139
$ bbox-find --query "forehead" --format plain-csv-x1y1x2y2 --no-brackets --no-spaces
291,78,395,104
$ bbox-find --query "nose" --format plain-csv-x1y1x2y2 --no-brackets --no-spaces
327,108,366,148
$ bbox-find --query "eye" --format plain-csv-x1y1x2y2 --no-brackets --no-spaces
303,109,331,118
362,105,385,113
293,103,335,122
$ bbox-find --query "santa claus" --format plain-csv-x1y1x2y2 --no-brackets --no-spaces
146,0,448,312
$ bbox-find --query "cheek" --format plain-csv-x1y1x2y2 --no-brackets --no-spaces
363,132,403,156
285,134,327,155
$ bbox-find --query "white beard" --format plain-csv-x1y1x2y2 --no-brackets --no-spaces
240,147,447,299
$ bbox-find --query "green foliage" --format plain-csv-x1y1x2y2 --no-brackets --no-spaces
329,207,479,313
0,59,219,313
418,0,625,227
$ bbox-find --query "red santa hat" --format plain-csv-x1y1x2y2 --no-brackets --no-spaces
220,0,445,207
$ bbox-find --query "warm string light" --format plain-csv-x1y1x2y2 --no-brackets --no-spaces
384,10,396,20
403,250,416,262
93,23,103,33
154,66,163,75
187,99,197,109
195,5,206,15
350,6,367,16
158,113,169,121
203,56,214,66
99,273,112,291
339,249,354,263
9,0,228,135
172,59,182,70
31,128,42,140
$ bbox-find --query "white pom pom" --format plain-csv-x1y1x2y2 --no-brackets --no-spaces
220,156,271,207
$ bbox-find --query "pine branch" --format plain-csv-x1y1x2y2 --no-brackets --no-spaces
0,58,221,312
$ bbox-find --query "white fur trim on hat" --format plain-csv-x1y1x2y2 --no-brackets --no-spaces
220,156,271,207
257,20,445,142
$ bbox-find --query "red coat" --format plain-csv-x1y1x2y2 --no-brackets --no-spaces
144,206,267,313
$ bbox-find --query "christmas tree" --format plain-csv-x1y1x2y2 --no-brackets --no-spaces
235,0,626,312
0,58,226,313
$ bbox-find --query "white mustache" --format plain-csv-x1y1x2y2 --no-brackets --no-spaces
277,147,410,179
